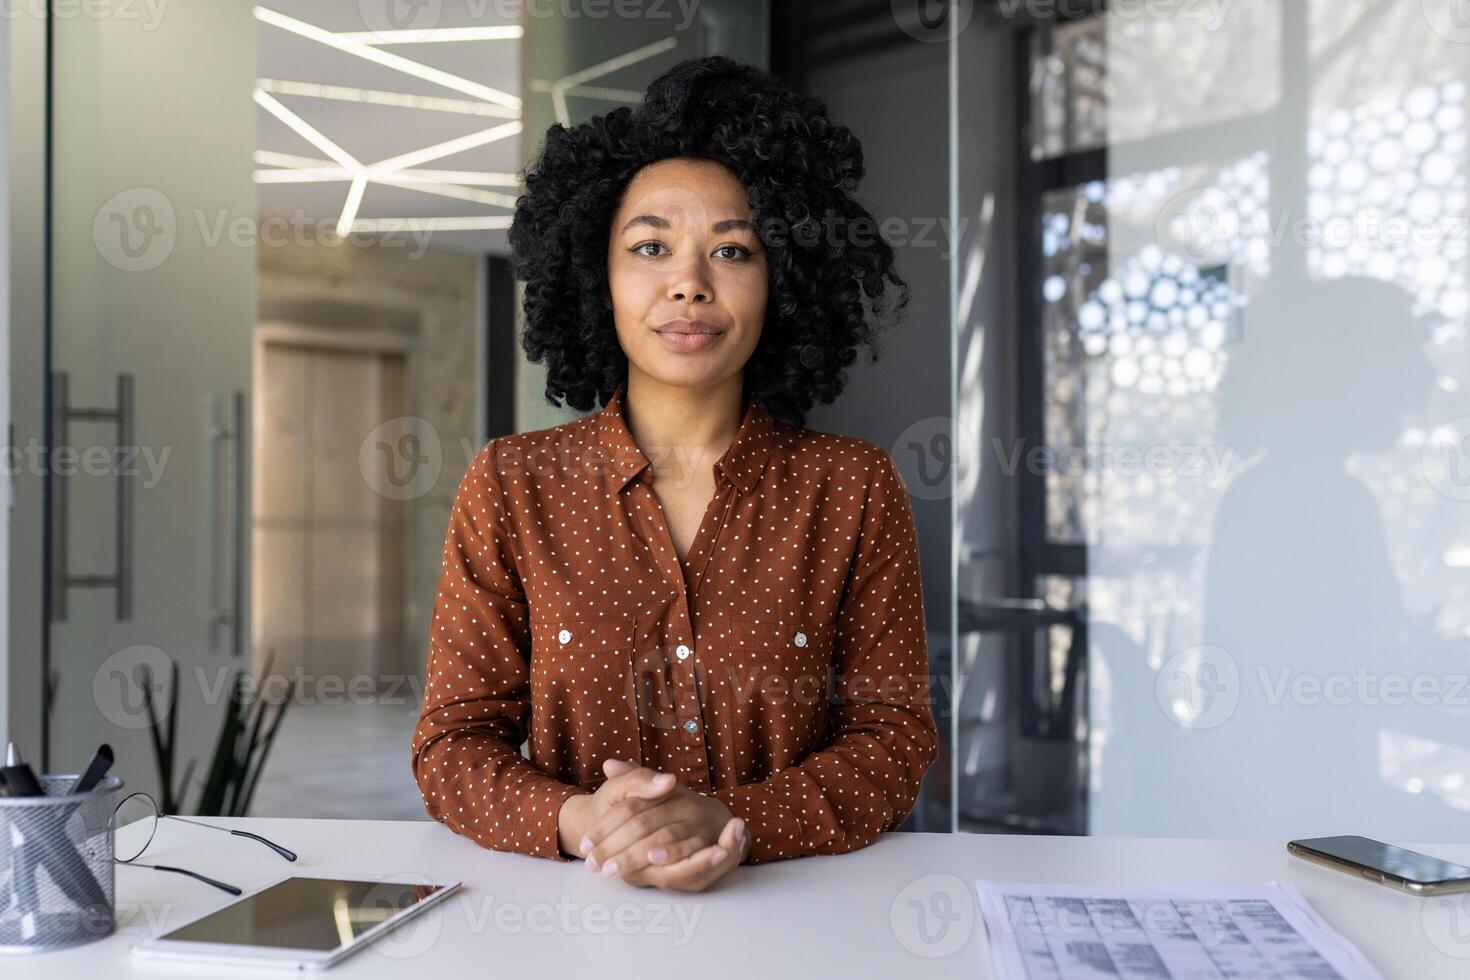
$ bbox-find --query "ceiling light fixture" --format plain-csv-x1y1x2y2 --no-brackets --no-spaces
348,216,513,233
367,121,521,175
543,37,676,125
257,78,517,119
254,6,520,112
254,88,371,233
335,26,523,44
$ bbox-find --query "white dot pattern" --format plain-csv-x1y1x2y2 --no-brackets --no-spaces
409,383,939,864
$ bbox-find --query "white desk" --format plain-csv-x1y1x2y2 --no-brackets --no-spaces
13,819,1470,978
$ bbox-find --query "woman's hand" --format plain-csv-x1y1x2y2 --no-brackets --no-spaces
613,807,749,892
581,759,750,891
557,759,677,858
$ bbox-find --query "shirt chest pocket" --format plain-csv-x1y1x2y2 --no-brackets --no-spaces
727,613,835,701
529,612,641,764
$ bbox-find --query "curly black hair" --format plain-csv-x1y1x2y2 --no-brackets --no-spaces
508,54,910,431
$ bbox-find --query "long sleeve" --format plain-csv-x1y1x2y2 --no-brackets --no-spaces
711,452,939,863
410,438,589,861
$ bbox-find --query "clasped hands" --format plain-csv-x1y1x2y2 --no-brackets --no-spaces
556,759,750,891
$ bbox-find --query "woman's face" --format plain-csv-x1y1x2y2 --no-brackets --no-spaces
606,157,768,392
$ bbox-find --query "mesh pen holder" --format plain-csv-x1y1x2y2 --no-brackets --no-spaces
0,774,123,954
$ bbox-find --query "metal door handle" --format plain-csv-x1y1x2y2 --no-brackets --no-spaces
48,372,134,621
207,390,247,656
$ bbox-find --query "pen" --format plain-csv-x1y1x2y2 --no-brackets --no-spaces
70,744,114,795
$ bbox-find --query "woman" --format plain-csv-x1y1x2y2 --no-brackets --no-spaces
411,55,937,893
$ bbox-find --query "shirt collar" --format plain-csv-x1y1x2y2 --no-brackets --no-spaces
594,383,783,496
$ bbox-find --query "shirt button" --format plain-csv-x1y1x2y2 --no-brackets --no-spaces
675,644,691,660
682,719,700,734
794,631,807,647
558,629,572,645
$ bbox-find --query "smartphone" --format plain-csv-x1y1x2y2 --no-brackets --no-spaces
1288,835,1470,895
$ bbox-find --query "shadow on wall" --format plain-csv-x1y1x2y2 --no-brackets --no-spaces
1106,275,1470,839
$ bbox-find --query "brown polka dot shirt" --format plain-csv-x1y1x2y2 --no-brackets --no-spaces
410,383,938,864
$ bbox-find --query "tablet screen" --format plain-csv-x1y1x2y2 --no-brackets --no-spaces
158,877,451,951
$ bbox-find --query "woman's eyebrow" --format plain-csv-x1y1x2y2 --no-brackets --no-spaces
619,215,755,234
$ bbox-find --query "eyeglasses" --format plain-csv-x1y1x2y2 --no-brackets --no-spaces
111,791,297,895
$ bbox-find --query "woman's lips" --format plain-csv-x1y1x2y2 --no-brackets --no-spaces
655,329,724,352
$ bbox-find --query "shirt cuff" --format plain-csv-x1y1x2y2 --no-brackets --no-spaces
541,781,593,862
710,781,804,865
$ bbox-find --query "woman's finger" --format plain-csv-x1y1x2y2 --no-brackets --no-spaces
602,758,638,778
607,828,708,883
645,820,744,891
720,816,749,863
644,832,711,869
646,842,724,889
582,785,683,855
578,769,679,855
587,814,690,876
610,767,678,802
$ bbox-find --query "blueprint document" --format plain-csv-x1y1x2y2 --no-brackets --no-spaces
975,880,1385,979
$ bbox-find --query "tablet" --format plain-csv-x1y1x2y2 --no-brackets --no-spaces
131,873,462,970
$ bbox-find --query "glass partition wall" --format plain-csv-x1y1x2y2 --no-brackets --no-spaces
959,2,1470,842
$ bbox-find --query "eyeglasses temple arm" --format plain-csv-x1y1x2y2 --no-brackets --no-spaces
147,864,243,896
230,829,297,862
163,814,297,862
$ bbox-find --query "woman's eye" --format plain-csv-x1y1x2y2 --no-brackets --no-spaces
632,242,750,260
